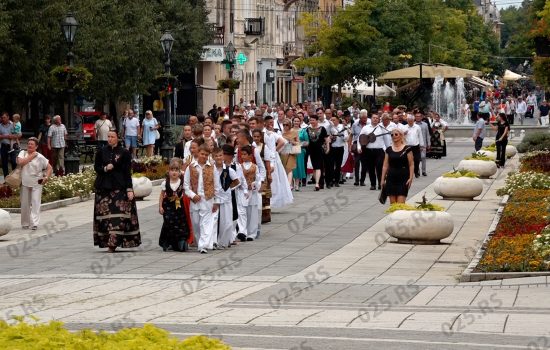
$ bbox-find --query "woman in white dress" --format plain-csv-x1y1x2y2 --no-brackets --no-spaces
141,110,159,157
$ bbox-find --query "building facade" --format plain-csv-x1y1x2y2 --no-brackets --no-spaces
474,0,502,40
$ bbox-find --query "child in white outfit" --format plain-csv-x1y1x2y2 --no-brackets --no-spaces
239,145,261,241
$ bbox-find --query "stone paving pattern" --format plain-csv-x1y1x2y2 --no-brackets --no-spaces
0,140,549,349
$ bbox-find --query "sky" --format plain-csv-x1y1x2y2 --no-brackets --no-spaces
494,0,521,9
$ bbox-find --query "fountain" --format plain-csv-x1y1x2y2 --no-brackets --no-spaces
443,82,455,121
432,76,444,117
430,76,471,125
456,77,471,125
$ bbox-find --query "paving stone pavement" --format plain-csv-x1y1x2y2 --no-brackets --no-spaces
0,140,549,349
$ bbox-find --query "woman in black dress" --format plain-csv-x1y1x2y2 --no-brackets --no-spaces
306,114,329,191
490,113,510,168
93,131,141,252
381,128,414,204
158,158,191,251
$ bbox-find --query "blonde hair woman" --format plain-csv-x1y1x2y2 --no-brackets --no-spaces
280,119,299,189
380,128,414,204
141,110,159,157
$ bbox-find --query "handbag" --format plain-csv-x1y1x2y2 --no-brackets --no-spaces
290,144,302,154
154,129,161,140
5,167,22,189
378,185,388,205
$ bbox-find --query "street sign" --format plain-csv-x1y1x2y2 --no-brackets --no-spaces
233,69,244,81
200,46,224,62
266,69,275,82
293,76,305,83
276,69,293,80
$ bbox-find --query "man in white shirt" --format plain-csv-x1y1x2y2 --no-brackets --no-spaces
94,112,114,148
348,101,360,122
516,97,527,125
320,108,335,188
329,115,348,187
122,109,141,158
415,112,431,176
358,114,390,190
505,96,516,125
405,115,424,178
526,92,537,117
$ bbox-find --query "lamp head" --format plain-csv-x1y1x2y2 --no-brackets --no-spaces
160,31,175,55
61,13,78,45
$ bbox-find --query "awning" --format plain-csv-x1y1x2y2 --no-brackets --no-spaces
331,81,396,96
467,76,492,88
503,69,526,81
379,63,482,80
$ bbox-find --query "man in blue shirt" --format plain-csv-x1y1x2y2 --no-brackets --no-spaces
0,112,15,177
472,99,480,123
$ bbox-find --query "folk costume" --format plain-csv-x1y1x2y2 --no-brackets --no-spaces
159,174,193,251
93,144,141,249
184,159,217,252
214,163,240,248
241,161,261,240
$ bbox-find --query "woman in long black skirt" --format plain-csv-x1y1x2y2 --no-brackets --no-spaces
158,158,191,251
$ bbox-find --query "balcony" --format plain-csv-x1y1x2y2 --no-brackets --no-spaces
244,18,265,36
208,24,224,45
283,41,299,58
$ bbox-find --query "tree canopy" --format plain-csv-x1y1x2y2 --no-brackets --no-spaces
296,0,501,86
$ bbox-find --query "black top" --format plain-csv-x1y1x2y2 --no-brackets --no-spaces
386,146,412,169
540,105,550,116
94,145,133,191
306,126,327,149
496,122,509,141
38,124,50,145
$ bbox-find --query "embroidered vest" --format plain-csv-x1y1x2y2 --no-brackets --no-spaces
242,163,257,188
189,163,215,200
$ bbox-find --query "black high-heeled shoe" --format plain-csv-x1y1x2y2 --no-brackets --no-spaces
315,186,320,191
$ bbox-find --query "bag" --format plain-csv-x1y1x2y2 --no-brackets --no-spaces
154,129,161,140
290,144,302,155
378,185,388,205
5,167,22,189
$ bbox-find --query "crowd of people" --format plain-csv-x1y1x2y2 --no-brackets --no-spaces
88,101,461,254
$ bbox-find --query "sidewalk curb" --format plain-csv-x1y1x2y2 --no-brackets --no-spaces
460,195,550,282
3,178,164,214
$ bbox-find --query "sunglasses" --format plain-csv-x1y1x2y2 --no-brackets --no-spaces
391,133,400,137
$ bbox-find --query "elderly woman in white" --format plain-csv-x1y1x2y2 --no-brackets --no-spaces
17,137,52,230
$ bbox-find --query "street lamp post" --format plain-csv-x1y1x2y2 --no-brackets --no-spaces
224,42,236,118
160,31,175,160
61,13,80,174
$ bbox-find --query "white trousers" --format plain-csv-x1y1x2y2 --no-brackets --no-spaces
541,115,549,126
217,202,233,248
191,204,215,251
20,185,43,228
235,191,247,235
246,204,259,239
420,148,427,173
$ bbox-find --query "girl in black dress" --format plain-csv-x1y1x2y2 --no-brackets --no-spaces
381,128,414,204
158,158,191,251
306,114,329,191
490,113,510,168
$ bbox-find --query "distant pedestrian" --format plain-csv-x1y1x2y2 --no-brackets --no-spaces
37,115,53,165
47,115,67,176
404,115,423,178
472,113,486,152
93,131,141,253
0,112,15,177
141,110,160,157
94,112,114,148
490,113,510,168
17,137,52,230
539,100,549,126
122,109,141,159
516,97,527,125
381,128,414,204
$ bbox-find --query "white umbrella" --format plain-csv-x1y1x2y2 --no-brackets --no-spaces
503,70,525,81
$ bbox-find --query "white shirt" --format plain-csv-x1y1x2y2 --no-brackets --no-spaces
516,101,527,113
331,124,348,147
383,121,398,132
527,95,537,106
184,160,214,210
94,119,113,141
319,118,333,135
263,128,286,162
123,117,140,137
183,140,192,159
405,123,424,147
18,151,49,188
161,178,181,192
360,124,390,149
214,164,239,204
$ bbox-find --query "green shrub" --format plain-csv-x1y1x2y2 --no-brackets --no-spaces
386,202,445,213
442,169,479,178
482,144,497,152
0,320,231,349
464,153,492,161
516,132,550,153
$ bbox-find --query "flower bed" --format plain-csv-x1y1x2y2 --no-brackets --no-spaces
0,320,231,349
495,171,550,196
519,150,550,173
132,155,169,180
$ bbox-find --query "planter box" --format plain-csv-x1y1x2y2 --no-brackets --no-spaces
506,145,517,158
477,150,496,160
457,159,497,179
0,209,12,236
433,176,483,200
385,210,454,245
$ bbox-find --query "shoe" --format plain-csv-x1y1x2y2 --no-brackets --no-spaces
237,233,247,242
246,237,254,241
377,185,381,190
30,226,37,230
360,182,366,186
334,183,340,187
354,182,359,186
213,243,219,250
326,184,332,189
339,180,345,184
422,172,427,176
200,249,208,254
308,179,315,184
415,174,420,178
370,186,375,190
22,226,29,230
315,186,320,191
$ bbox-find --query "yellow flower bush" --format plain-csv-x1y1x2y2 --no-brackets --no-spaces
0,320,231,349
478,234,547,272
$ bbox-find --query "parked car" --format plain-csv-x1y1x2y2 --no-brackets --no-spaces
80,111,101,143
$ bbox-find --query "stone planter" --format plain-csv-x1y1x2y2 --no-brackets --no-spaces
132,177,153,199
477,150,496,160
0,209,12,236
506,145,517,158
385,210,454,244
457,160,497,178
433,176,483,200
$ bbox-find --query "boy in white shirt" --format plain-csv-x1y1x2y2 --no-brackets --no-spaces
222,144,248,245
213,147,241,249
239,145,261,241
184,145,217,253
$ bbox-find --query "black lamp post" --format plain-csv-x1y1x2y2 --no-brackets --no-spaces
160,31,175,160
224,41,236,118
61,12,80,174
